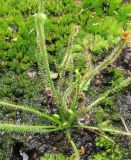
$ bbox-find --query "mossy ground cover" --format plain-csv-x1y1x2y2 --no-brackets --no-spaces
0,0,131,159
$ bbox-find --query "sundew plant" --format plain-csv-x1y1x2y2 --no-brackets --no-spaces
0,1,131,159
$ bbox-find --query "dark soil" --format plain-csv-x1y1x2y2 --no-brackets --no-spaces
11,129,97,160
115,47,131,75
117,89,131,158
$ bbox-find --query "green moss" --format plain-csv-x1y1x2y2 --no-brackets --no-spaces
41,153,73,160
91,137,129,160
0,0,130,69
82,0,122,16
